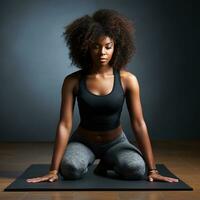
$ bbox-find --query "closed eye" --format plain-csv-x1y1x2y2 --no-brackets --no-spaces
106,46,112,49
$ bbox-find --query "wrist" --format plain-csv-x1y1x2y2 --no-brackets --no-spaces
148,166,159,173
148,168,159,174
49,169,58,175
148,168,157,171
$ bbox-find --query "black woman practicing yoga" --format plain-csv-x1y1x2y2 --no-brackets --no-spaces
27,9,179,183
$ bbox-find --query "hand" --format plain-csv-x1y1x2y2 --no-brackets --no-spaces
148,170,179,183
26,170,58,183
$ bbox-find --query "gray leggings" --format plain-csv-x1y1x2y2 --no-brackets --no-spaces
59,130,148,180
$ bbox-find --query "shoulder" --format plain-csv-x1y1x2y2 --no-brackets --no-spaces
63,69,82,82
62,69,83,94
119,69,139,93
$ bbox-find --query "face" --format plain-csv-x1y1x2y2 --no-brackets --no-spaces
89,35,114,68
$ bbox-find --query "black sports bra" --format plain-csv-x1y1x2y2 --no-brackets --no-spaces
77,68,125,131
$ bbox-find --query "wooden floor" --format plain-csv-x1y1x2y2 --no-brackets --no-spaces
0,140,199,200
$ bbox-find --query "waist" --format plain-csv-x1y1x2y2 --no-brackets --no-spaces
75,125,123,144
79,118,121,131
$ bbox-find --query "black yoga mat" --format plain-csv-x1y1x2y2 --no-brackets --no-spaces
4,163,193,191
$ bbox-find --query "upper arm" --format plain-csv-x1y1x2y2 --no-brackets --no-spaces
125,72,145,126
59,74,77,129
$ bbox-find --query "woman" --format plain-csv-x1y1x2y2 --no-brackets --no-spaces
27,9,179,183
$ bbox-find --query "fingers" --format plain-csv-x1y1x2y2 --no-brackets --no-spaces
149,177,153,182
163,177,179,183
26,177,41,183
26,175,58,183
26,176,49,183
148,174,179,183
49,176,58,182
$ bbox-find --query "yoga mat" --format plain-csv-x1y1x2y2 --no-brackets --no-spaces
4,164,193,191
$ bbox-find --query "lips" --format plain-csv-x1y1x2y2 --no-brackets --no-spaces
99,58,107,61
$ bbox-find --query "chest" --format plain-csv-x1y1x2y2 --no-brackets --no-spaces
75,73,126,96
85,75,115,96
77,75,125,115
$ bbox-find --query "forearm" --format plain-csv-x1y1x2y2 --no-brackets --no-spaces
49,123,71,171
131,121,156,170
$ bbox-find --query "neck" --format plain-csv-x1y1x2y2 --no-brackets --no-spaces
87,65,114,75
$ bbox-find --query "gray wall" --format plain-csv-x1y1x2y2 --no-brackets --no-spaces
0,0,199,141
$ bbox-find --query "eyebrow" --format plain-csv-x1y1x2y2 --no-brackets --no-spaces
94,42,113,45
105,42,113,45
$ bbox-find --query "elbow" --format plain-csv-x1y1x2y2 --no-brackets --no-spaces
59,119,72,130
57,121,72,136
131,119,146,131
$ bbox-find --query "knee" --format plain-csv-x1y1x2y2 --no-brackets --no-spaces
114,155,146,180
60,159,87,180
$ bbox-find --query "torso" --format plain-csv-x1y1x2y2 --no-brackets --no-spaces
72,69,128,143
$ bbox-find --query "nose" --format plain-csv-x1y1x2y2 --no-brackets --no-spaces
100,47,106,55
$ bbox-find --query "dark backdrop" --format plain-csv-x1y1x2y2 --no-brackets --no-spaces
0,0,199,141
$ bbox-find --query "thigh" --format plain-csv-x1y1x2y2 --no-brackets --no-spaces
101,132,146,169
112,148,147,171
101,137,147,180
62,141,96,167
59,141,96,179
112,149,147,179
